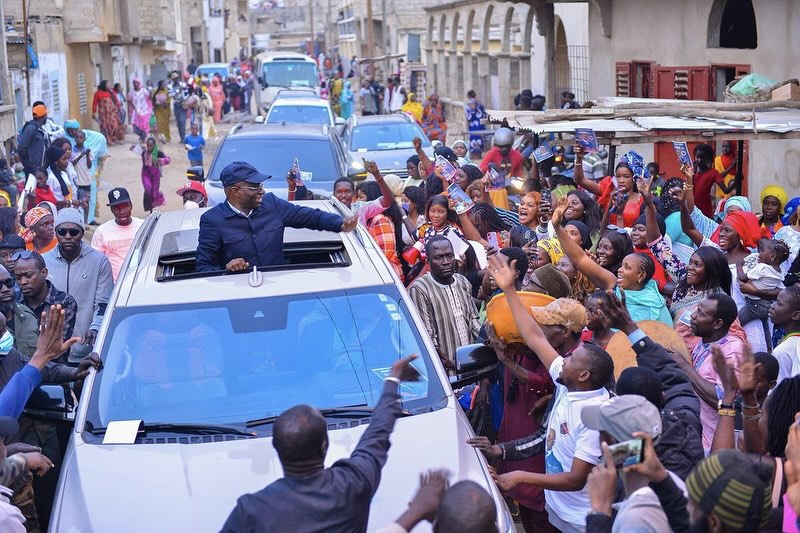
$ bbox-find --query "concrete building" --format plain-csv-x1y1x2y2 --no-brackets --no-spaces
423,0,588,140
587,0,800,200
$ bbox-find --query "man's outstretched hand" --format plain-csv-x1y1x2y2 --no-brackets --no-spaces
487,253,517,292
601,289,636,334
341,215,358,233
391,354,421,382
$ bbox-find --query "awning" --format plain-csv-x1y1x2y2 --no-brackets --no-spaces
485,96,800,144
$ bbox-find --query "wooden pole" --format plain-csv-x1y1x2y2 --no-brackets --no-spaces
735,140,745,196
23,0,30,103
366,0,374,72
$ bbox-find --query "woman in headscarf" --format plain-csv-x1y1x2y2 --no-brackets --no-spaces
422,94,447,143
43,145,77,211
91,80,125,145
465,90,486,159
339,81,354,120
209,76,225,123
759,185,788,237
127,79,152,141
151,80,172,142
401,92,423,123
139,136,170,213
113,83,127,126
713,140,738,203
19,206,57,253
63,119,108,225
775,197,800,270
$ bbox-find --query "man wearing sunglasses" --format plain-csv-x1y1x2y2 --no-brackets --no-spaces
12,251,77,363
195,161,358,273
0,266,38,357
42,208,113,363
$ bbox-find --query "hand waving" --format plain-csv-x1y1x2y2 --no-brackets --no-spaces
487,252,517,292
30,305,81,370
551,197,567,227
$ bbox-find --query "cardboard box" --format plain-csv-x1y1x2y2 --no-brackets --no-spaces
772,83,800,101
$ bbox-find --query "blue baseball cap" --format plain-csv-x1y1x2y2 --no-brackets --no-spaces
220,161,271,187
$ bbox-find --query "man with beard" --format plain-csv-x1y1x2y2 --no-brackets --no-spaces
43,208,113,363
13,251,77,362
0,265,38,357
671,293,744,451
407,237,480,373
487,253,613,533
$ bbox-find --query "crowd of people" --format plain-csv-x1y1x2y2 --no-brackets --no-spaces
280,125,800,532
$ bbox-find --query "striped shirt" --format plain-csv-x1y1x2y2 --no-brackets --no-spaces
407,273,480,366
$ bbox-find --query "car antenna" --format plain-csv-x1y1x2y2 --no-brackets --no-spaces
248,266,263,287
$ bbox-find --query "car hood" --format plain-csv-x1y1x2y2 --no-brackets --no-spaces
51,406,509,532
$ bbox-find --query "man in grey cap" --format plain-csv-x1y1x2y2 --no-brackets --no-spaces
42,208,113,362
581,395,686,533
196,161,358,273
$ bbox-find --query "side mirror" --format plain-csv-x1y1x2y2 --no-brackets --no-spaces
334,117,345,125
186,166,205,182
255,115,265,124
25,384,75,423
449,343,498,389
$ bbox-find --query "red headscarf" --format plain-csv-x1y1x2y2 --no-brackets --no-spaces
723,211,763,249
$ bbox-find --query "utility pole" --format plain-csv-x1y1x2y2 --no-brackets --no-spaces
22,0,30,103
381,0,388,76
309,0,315,55
366,0,374,64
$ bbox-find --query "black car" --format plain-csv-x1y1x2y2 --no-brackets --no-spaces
205,123,348,205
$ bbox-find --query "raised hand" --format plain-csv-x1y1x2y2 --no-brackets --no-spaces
711,344,738,398
551,197,567,227
390,354,421,382
638,176,654,206
341,215,358,232
30,305,81,369
487,252,517,292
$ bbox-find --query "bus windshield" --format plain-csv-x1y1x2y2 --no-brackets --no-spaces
262,61,318,88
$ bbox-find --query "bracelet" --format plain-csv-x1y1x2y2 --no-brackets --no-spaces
588,510,612,518
684,183,694,190
743,411,762,421
718,408,737,417
288,188,297,193
742,402,760,410
384,376,401,385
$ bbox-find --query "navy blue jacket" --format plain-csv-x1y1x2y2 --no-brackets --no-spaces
195,194,344,272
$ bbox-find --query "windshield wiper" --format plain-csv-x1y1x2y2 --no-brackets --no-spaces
88,422,256,437
246,405,378,428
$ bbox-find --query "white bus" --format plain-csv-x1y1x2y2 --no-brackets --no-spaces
254,52,320,114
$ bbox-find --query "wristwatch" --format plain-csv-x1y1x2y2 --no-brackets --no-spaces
717,399,735,410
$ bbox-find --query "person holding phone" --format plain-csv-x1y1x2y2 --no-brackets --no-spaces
582,395,689,532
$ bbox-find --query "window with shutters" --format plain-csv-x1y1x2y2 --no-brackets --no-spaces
51,78,60,114
615,62,632,97
78,73,88,115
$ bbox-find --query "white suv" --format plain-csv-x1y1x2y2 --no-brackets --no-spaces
265,97,342,126
48,201,513,532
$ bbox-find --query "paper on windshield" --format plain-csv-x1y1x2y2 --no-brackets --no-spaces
103,420,143,445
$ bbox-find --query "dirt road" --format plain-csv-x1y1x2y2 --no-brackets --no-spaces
93,118,243,225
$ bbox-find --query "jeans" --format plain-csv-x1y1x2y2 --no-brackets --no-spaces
739,297,773,351
173,103,188,143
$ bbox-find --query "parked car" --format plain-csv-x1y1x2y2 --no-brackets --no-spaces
202,122,348,204
341,114,433,180
47,204,513,532
263,97,343,127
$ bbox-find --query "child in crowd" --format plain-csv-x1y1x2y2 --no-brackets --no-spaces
184,123,206,167
737,238,789,350
71,131,94,222
31,168,57,206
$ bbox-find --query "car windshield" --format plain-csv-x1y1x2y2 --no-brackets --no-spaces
197,67,228,80
84,287,445,429
263,61,318,88
209,138,339,188
350,123,431,151
267,105,330,125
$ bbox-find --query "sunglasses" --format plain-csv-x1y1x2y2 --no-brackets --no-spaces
11,251,35,261
56,228,82,237
527,278,550,296
0,278,15,289
605,224,629,235
236,184,264,192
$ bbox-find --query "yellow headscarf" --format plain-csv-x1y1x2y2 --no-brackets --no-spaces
401,93,424,123
0,190,11,208
761,185,788,212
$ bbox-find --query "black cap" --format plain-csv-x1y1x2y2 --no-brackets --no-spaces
0,235,26,250
434,146,458,164
220,161,271,187
0,416,19,437
107,187,132,207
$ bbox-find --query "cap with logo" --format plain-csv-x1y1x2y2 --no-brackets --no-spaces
529,298,587,333
176,181,208,197
107,187,132,207
219,161,271,188
581,394,663,443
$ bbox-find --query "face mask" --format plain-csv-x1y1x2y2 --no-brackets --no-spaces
0,329,14,355
401,202,409,212
183,200,200,210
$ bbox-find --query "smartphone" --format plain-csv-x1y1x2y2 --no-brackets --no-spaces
486,231,500,251
292,158,304,186
607,438,644,468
